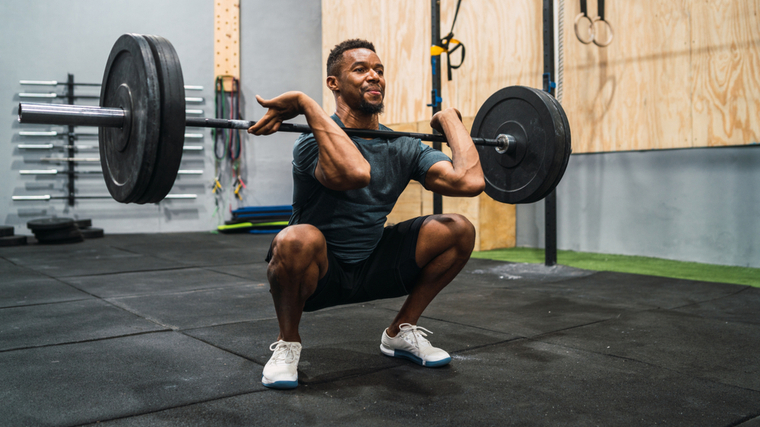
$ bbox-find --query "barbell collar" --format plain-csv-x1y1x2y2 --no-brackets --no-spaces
494,134,515,154
18,103,125,128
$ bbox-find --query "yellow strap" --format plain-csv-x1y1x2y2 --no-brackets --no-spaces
431,38,461,56
430,45,446,56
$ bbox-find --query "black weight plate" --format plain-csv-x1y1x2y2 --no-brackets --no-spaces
471,86,567,204
0,226,13,237
0,235,27,247
519,90,572,204
74,219,92,228
525,92,572,203
80,227,105,239
100,33,161,203
135,35,186,204
37,235,85,245
27,217,75,231
35,226,83,243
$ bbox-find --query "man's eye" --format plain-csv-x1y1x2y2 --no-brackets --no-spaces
355,67,365,73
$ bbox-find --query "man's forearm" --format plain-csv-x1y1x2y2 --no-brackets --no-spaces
299,96,371,191
436,110,484,192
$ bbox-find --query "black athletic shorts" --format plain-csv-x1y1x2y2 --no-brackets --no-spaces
265,215,429,312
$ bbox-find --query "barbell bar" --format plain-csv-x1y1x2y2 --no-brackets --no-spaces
16,33,571,205
18,102,514,150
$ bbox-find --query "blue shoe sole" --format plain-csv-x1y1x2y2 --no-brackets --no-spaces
262,378,298,389
389,349,451,367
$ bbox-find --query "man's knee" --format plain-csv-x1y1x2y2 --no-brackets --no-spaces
270,224,326,270
418,214,476,262
438,213,476,251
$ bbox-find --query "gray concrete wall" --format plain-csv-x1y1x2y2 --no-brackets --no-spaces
517,146,760,268
0,1,322,235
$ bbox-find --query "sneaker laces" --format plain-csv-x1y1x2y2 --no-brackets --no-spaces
397,323,433,348
268,341,300,364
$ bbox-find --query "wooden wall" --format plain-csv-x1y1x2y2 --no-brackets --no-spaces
320,0,760,249
564,0,760,152
321,0,542,123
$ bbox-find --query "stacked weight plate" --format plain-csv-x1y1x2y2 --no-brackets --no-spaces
27,218,83,244
0,225,28,247
26,218,104,244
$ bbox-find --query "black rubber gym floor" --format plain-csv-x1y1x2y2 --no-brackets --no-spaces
1,232,759,426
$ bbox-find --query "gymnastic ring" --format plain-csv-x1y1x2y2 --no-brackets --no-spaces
574,13,594,45
592,17,614,47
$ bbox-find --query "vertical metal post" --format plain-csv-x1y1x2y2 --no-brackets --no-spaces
66,73,76,207
543,0,557,266
431,0,443,215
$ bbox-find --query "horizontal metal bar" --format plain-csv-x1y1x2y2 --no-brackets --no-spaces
13,193,196,201
20,169,103,175
19,103,124,128
177,170,203,175
164,194,198,199
183,117,505,147
13,195,52,201
184,133,204,139
19,93,100,99
40,157,100,163
18,143,55,149
19,143,196,152
18,103,505,148
19,130,98,138
185,97,204,103
19,80,59,86
21,80,202,90
19,131,59,137
19,93,57,98
20,169,59,175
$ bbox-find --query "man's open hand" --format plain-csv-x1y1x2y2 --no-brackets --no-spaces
247,91,305,135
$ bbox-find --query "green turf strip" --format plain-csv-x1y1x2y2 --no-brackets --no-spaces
471,247,760,287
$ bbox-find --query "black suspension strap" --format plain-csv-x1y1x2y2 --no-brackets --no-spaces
441,0,466,81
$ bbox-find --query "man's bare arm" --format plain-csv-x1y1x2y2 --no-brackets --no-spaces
423,108,485,197
248,92,370,191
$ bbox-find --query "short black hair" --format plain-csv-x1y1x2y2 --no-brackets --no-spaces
326,39,376,77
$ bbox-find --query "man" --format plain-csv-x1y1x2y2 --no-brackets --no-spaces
248,39,484,389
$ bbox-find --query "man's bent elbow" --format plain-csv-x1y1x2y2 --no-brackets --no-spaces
460,176,485,197
323,165,371,191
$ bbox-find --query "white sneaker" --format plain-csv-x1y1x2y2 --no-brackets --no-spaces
380,323,451,367
262,340,301,389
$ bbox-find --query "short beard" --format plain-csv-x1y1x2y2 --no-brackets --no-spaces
358,99,384,115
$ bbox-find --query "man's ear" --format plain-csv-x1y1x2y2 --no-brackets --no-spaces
326,75,339,93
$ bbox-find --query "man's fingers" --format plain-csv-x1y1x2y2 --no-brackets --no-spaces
255,94,271,107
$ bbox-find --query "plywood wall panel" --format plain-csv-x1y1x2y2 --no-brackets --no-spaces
562,0,693,153
322,0,543,125
479,193,516,251
691,0,760,147
438,0,543,118
322,0,760,156
321,0,429,125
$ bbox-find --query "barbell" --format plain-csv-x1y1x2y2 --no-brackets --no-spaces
17,33,571,205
